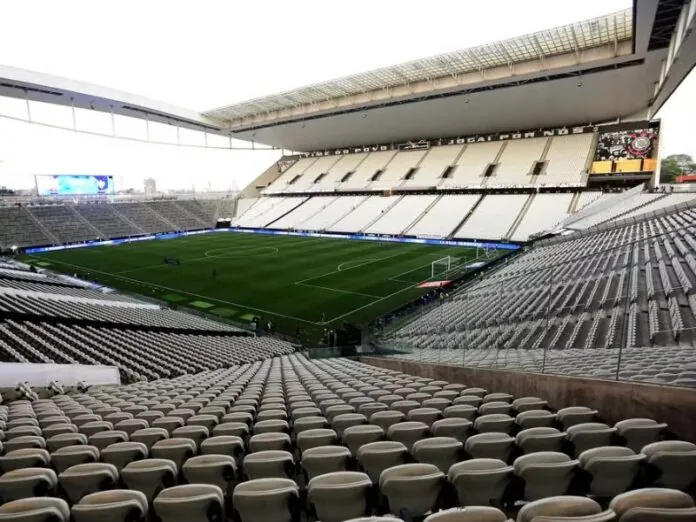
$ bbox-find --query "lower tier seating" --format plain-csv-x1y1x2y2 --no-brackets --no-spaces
0,200,220,249
0,355,691,522
385,203,696,386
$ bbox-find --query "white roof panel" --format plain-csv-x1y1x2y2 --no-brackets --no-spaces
205,9,632,123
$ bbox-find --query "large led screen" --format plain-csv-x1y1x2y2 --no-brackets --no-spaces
36,175,115,196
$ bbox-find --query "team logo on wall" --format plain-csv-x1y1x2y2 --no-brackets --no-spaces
595,128,658,161
626,130,656,158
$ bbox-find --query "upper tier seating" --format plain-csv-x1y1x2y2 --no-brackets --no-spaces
492,138,549,186
540,133,594,186
311,153,371,192
403,145,465,188
264,157,316,194
386,203,696,387
0,355,689,522
343,151,399,190
262,132,596,195
445,142,504,188
369,151,428,190
288,156,343,193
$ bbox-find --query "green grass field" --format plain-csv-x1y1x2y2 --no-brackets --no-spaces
22,232,492,342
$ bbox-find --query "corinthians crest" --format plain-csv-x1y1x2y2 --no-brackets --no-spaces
626,130,657,158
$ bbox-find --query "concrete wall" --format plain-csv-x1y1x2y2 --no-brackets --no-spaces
361,357,696,442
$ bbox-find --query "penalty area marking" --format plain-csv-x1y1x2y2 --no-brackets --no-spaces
337,259,377,271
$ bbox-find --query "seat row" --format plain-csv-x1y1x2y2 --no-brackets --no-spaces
0,354,691,521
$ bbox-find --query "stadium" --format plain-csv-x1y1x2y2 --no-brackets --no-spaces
0,0,695,520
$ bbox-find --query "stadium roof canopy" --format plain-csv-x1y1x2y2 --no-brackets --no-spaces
200,0,692,151
207,11,632,121
0,0,692,151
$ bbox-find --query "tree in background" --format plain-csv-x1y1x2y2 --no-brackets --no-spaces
661,154,696,183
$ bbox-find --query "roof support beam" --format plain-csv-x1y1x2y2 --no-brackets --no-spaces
570,26,582,64
532,36,547,70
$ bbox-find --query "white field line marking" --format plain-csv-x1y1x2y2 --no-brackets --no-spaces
26,255,322,326
322,277,427,324
203,246,279,258
295,281,381,299
295,250,410,285
113,246,280,275
337,259,377,271
323,253,472,324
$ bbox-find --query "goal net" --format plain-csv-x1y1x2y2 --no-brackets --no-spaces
431,256,453,279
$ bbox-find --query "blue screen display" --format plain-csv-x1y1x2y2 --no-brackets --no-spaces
36,175,114,196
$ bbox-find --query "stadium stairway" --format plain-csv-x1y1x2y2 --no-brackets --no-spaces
24,207,60,245
324,196,370,231
265,198,310,229
145,203,182,232
589,194,671,229
566,192,583,214
108,205,148,235
172,201,211,229
448,195,484,239
403,195,444,235
505,193,535,240
67,206,105,239
359,196,404,233
560,185,645,229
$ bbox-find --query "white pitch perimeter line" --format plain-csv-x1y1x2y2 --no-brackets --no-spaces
323,277,428,324
324,253,471,324
296,281,381,299
295,250,410,285
25,255,322,326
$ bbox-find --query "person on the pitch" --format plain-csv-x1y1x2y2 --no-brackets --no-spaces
212,268,218,280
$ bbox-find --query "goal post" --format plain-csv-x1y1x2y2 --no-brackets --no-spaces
431,256,452,279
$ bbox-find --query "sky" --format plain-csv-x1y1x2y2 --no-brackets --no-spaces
0,0,693,191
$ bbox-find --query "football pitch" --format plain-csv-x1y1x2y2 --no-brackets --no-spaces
23,232,493,342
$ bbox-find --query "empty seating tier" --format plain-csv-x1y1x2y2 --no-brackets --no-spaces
0,354,689,522
385,203,696,387
0,200,222,249
0,263,293,383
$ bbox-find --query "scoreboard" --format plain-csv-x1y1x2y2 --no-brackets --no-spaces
35,175,115,196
